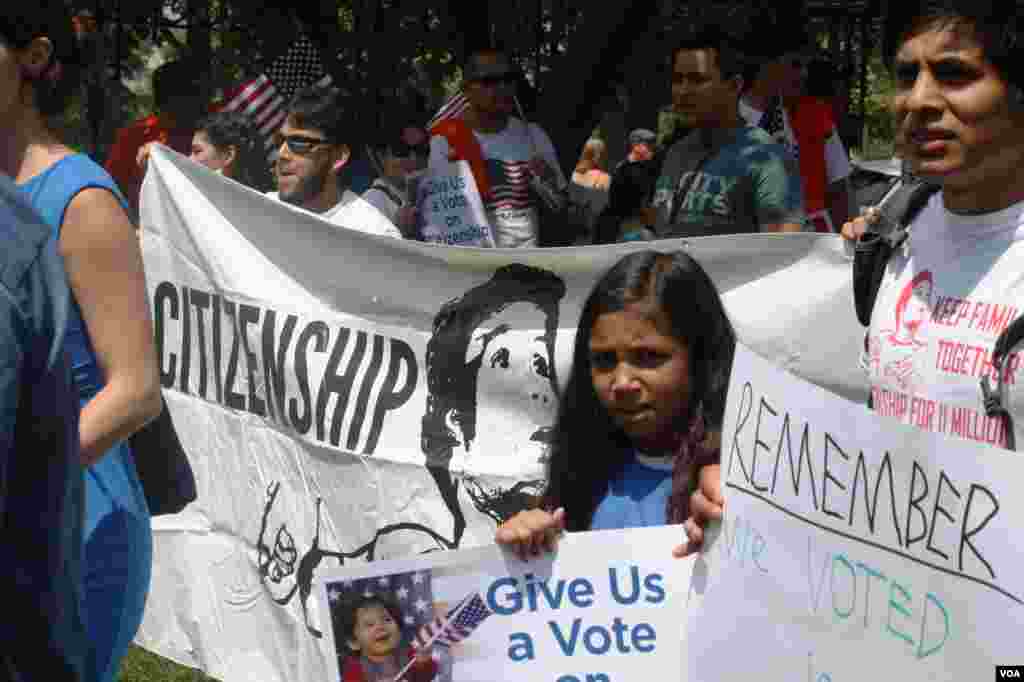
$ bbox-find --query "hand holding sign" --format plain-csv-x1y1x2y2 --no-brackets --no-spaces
676,464,724,557
495,507,566,560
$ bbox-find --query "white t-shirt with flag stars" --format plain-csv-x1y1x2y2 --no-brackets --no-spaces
429,117,565,248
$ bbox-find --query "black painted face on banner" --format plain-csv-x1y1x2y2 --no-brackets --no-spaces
421,264,566,530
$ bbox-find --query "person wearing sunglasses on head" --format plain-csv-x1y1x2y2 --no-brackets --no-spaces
267,84,401,238
363,120,429,238
739,25,852,234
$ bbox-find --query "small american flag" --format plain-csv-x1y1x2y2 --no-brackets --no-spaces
413,592,493,650
427,91,470,129
221,35,332,160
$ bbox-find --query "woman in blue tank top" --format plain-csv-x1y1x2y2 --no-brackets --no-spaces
1,8,162,682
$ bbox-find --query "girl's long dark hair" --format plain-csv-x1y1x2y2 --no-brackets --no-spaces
196,111,274,192
542,250,735,531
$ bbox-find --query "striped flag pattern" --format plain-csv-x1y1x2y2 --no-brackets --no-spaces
413,592,493,650
486,159,532,212
427,91,470,129
221,35,332,160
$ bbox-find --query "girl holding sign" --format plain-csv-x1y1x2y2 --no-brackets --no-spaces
495,251,734,556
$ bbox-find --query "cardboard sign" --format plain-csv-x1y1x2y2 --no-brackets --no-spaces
417,161,494,247
687,343,1024,682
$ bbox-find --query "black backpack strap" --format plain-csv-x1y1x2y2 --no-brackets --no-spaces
853,180,941,326
980,315,1024,451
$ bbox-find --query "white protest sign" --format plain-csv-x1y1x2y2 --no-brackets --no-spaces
417,160,495,246
134,147,872,681
316,526,693,682
687,343,1024,682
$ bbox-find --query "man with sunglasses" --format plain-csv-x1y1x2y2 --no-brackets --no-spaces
268,85,401,238
427,48,566,247
740,33,852,233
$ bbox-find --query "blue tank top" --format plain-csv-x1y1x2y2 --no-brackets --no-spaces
18,154,130,401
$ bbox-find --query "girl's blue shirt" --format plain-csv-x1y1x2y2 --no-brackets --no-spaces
588,451,673,530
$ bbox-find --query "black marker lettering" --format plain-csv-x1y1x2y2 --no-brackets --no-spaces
822,433,849,521
364,339,419,455
222,300,246,411
959,484,998,580
347,334,385,450
179,286,191,395
190,288,211,399
239,304,265,417
905,461,930,551
290,321,329,435
154,282,179,388
262,309,298,425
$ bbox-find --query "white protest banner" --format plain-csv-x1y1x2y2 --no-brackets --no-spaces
315,526,693,682
687,343,1024,682
135,146,868,681
417,160,495,246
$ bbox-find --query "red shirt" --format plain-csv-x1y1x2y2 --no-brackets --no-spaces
341,649,437,682
788,96,836,215
104,114,193,218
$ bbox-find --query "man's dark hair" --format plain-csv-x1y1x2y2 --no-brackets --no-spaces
196,110,274,192
286,84,353,146
420,264,566,466
883,1,1024,90
672,26,748,82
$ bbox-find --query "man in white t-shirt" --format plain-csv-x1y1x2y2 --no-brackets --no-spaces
427,48,566,248
740,39,852,233
267,84,401,239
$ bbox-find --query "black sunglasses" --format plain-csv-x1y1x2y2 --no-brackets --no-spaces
273,133,335,155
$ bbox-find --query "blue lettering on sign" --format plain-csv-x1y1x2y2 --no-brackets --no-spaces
486,574,598,615
548,618,658,656
804,538,952,658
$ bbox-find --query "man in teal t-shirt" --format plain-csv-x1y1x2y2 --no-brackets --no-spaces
650,28,805,238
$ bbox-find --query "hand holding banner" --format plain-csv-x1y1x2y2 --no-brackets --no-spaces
417,161,495,247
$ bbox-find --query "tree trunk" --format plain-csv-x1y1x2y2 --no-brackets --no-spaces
535,1,663,175
449,0,491,63
187,0,213,102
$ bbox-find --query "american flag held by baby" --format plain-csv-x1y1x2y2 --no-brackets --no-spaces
413,592,494,650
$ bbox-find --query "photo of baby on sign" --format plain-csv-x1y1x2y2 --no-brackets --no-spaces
324,568,494,682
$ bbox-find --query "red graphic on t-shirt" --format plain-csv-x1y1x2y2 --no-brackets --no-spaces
880,271,933,391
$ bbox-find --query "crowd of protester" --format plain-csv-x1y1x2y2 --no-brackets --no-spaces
3,0,1023,679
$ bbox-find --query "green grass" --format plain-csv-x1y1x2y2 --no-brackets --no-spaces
117,646,218,682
